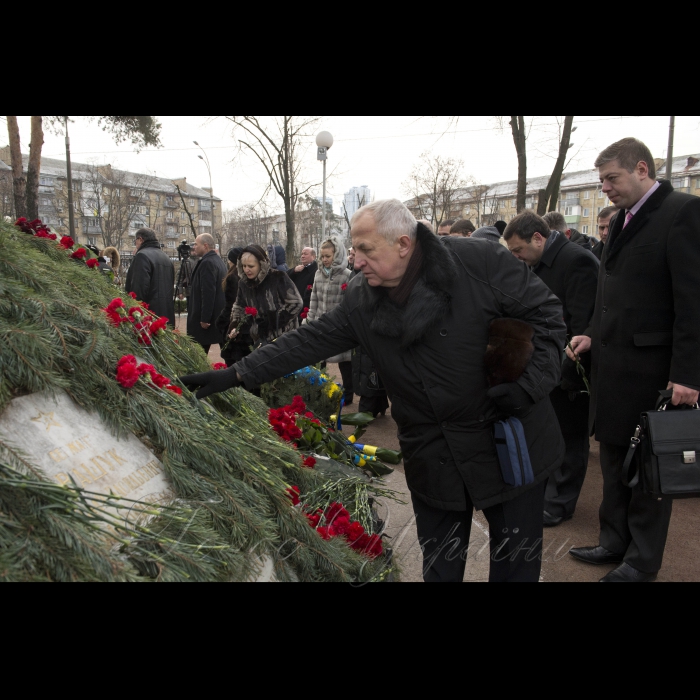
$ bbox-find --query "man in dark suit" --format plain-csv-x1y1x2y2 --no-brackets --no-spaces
505,211,599,527
592,206,616,261
125,228,176,326
568,138,700,582
187,234,228,355
288,247,318,316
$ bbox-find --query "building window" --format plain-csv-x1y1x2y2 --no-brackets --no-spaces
583,208,590,218
181,212,188,220
583,191,590,200
166,240,176,249
672,177,689,189
88,236,98,247
73,181,82,192
40,176,54,187
598,190,605,199
582,225,589,234
189,199,196,208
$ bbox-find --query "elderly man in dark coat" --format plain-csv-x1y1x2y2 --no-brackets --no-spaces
568,138,700,582
125,228,176,326
505,211,599,528
288,247,318,315
182,200,567,582
187,234,228,355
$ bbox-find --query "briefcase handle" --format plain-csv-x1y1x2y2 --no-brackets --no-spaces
656,389,700,412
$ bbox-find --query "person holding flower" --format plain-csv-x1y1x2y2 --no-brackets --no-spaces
227,245,303,349
306,237,355,405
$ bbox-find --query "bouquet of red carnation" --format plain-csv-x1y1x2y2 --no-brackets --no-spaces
300,307,310,320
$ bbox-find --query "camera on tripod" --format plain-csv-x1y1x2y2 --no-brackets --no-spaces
177,241,192,261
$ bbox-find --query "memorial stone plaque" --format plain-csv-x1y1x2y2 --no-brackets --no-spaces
0,391,175,522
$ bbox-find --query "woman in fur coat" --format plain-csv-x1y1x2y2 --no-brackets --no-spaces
228,245,303,348
307,236,355,404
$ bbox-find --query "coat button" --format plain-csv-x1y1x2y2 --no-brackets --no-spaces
603,306,608,313
601,341,608,348
478,415,486,422
606,272,611,277
439,459,447,466
440,329,448,337
442,422,449,429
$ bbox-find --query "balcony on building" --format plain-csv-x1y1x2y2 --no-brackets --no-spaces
199,200,212,211
165,198,178,209
198,219,212,227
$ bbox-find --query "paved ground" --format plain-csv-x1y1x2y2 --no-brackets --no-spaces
178,324,700,583
326,364,700,584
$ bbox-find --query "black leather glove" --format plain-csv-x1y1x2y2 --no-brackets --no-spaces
180,367,242,400
487,383,535,418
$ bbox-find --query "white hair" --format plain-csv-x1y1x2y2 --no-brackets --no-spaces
351,199,418,243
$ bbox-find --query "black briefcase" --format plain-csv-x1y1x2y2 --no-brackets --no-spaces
623,391,700,498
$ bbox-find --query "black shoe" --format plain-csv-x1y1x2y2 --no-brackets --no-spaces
599,562,658,583
543,510,573,528
569,545,624,565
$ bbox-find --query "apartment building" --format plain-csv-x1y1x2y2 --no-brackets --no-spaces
0,148,222,255
406,154,700,235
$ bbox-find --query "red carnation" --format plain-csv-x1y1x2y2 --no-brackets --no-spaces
15,217,27,225
307,513,321,528
107,298,125,312
316,527,332,541
166,385,183,395
346,521,365,544
149,372,171,389
117,355,137,369
329,517,350,537
86,258,100,269
302,456,316,470
59,236,75,250
245,307,258,318
116,362,140,389
300,307,309,320
286,486,301,506
341,283,348,291
71,248,88,260
212,363,227,370
150,317,168,336
128,292,137,299
307,285,313,291
327,503,350,522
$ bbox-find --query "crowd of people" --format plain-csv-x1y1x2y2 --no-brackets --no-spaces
125,136,700,584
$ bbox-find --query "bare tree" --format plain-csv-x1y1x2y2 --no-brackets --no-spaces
5,116,161,223
402,153,468,227
536,116,575,215
225,116,322,262
77,164,155,250
509,116,528,213
463,179,492,227
223,203,276,250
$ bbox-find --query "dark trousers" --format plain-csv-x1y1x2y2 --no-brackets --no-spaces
338,361,355,404
411,482,545,583
545,388,590,518
199,343,211,355
598,442,673,574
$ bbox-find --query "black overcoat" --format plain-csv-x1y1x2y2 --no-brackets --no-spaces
187,250,228,346
288,261,318,311
534,234,599,437
235,225,566,511
588,180,700,446
125,240,176,326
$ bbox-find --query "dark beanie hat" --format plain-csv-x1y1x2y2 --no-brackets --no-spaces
472,226,503,243
228,247,245,265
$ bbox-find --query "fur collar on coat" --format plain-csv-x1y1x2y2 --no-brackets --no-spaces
237,258,272,287
359,222,458,349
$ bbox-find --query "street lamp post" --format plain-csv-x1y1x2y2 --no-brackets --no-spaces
193,141,216,250
316,131,334,241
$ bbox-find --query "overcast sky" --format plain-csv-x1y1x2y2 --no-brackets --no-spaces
6,116,700,214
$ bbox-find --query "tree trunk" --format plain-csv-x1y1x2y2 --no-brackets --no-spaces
26,116,44,221
6,116,27,219
510,116,527,212
540,115,574,214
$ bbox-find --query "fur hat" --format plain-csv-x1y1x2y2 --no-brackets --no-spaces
484,318,535,387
